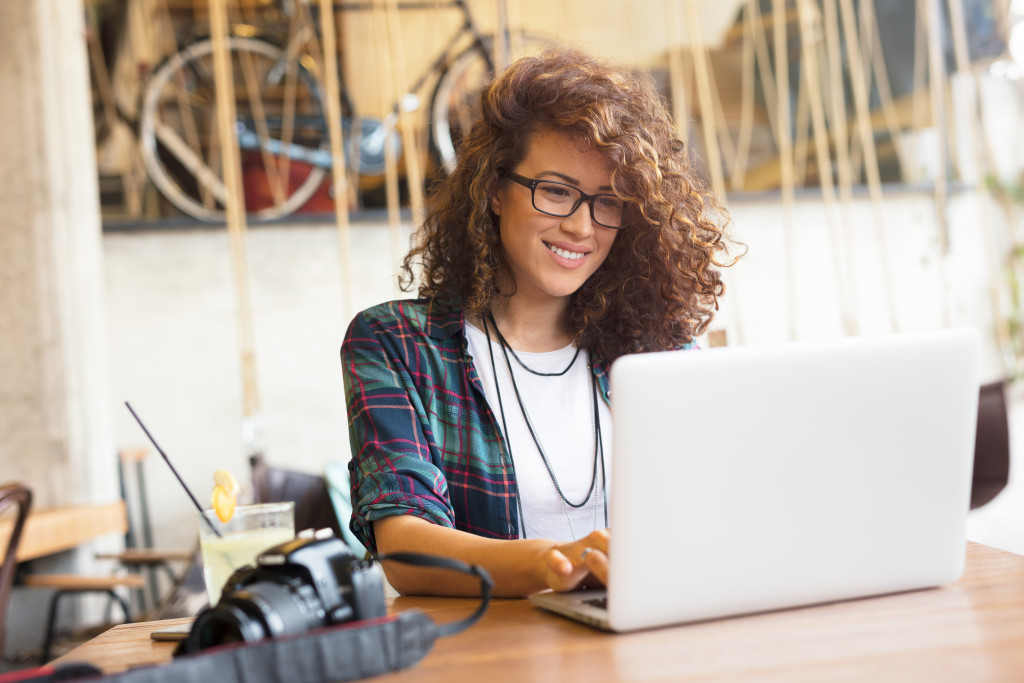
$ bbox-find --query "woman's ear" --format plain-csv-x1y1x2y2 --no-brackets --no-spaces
487,171,503,216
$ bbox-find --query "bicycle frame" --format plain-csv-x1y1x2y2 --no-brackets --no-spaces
326,0,494,118
254,0,495,170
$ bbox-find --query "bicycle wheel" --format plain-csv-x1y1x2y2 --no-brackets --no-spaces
429,34,553,175
140,36,329,222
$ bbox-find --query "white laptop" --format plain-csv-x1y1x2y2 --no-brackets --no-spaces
530,329,981,632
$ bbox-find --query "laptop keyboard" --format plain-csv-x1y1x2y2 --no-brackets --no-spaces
583,596,608,610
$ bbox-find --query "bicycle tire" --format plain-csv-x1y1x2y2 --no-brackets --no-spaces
429,34,554,175
140,36,329,222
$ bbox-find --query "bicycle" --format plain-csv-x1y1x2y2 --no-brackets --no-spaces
137,0,550,222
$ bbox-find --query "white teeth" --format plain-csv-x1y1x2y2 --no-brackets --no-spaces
546,243,585,261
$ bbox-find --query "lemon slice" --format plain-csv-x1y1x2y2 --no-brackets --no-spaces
211,486,236,522
211,469,239,522
214,469,239,497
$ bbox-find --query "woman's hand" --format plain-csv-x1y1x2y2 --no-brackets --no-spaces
541,529,609,592
374,516,609,597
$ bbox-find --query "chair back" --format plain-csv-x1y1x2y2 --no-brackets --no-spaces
0,483,32,653
249,455,345,540
971,380,1011,509
117,448,157,552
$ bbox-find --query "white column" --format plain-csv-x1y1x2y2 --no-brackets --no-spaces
0,1,117,506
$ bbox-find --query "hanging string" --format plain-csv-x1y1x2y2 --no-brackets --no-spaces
732,1,756,188
770,0,798,341
792,67,811,188
921,0,952,328
860,0,909,180
838,0,900,332
748,0,781,162
383,0,426,230
85,10,142,217
664,0,690,147
943,0,1013,370
683,0,746,345
822,0,859,330
151,0,215,211
493,0,509,71
274,5,304,204
150,0,178,62
227,2,286,208
707,55,739,185
316,0,355,317
797,0,855,335
208,0,262,451
295,2,359,212
370,0,404,268
684,0,728,200
944,0,1013,370
623,0,637,67
507,0,524,56
911,0,929,166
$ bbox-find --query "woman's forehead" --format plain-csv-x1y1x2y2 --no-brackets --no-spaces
518,128,611,170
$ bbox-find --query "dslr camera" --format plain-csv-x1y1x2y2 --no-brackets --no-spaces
182,529,386,652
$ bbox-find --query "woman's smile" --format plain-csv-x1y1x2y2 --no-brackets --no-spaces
545,240,590,264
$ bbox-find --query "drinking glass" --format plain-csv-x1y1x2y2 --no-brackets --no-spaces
198,501,295,605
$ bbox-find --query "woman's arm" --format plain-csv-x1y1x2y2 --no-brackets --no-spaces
374,515,609,598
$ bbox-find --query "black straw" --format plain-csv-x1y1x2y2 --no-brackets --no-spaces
125,401,222,538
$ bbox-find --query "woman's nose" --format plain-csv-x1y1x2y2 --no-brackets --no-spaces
561,199,596,237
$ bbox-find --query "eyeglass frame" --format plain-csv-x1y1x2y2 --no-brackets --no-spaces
503,171,629,230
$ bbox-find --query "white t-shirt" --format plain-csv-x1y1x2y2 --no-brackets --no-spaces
465,321,612,542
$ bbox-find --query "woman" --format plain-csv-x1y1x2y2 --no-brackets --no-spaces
341,47,733,597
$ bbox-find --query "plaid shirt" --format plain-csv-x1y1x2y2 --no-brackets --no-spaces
341,299,610,553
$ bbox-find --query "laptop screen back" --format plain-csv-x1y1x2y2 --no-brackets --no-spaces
605,329,980,632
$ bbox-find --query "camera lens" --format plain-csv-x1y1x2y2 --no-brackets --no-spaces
191,579,327,650
190,603,269,647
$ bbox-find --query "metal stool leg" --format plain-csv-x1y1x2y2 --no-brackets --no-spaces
40,588,134,662
41,589,68,663
104,589,132,624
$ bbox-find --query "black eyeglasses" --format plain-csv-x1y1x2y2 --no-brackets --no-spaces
504,171,628,230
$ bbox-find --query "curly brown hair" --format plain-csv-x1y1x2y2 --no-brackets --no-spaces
401,47,736,363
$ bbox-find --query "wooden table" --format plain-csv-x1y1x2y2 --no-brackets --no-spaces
53,542,1024,681
0,501,127,565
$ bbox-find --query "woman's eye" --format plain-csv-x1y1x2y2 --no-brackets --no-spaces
596,196,624,210
538,184,574,201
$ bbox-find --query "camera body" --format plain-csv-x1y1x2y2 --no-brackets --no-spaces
184,531,386,650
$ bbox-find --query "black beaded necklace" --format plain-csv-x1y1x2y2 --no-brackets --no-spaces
485,311,581,377
481,313,608,540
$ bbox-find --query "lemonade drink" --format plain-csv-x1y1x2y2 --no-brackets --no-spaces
198,501,294,605
200,526,295,604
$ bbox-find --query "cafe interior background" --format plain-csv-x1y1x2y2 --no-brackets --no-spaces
3,0,1024,665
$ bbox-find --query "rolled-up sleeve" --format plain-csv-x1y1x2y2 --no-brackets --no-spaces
341,310,455,553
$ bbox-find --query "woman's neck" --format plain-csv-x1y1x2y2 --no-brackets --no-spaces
477,297,574,353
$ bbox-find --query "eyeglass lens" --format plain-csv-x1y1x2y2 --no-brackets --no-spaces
532,181,625,229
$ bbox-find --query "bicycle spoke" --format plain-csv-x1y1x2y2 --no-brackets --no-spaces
236,43,287,206
153,120,229,205
172,70,211,210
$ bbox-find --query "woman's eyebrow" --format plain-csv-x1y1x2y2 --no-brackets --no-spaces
537,170,614,191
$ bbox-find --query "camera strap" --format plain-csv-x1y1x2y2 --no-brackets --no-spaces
0,552,493,683
373,551,492,636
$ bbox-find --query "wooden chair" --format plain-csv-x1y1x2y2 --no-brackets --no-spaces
21,506,145,661
95,449,194,611
19,449,189,661
0,482,32,657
